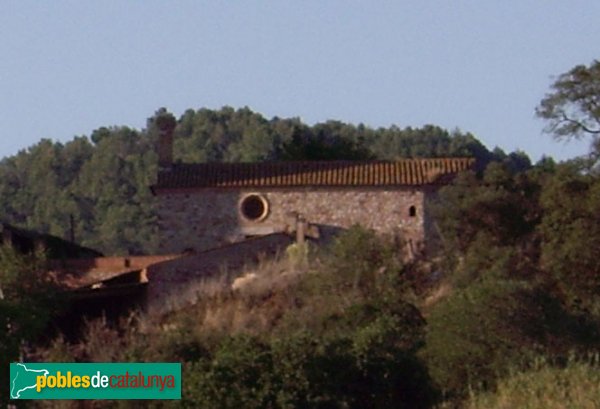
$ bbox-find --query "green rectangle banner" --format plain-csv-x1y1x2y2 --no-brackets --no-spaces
10,363,181,400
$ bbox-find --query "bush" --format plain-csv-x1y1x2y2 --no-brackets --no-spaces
0,245,62,406
422,277,596,400
182,326,437,409
452,233,520,288
183,336,275,409
431,163,541,258
305,225,407,305
539,165,600,311
179,295,435,408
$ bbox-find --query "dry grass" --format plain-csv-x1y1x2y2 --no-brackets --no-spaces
152,247,310,337
466,355,600,409
420,281,453,315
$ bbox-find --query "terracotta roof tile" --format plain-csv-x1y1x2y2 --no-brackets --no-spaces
152,158,475,191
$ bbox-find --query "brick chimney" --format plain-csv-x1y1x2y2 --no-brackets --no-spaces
155,111,176,169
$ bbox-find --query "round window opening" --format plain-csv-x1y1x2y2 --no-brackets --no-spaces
240,194,269,221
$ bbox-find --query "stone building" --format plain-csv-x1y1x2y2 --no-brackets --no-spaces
151,126,474,256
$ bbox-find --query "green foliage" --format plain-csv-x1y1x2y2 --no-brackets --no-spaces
74,127,158,254
0,245,60,346
174,108,492,163
326,225,405,299
424,153,600,405
277,226,414,340
0,127,157,255
183,336,275,409
150,107,177,133
539,163,600,309
363,125,494,164
280,120,373,160
285,242,310,271
0,245,62,406
422,277,596,400
181,321,436,409
175,107,281,162
537,59,600,141
431,161,542,283
451,234,521,288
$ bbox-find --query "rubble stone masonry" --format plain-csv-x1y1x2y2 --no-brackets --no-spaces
157,186,431,254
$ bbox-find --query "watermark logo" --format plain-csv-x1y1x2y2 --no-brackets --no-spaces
10,363,181,400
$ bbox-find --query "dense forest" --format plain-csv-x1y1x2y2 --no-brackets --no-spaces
0,106,529,255
1,60,600,408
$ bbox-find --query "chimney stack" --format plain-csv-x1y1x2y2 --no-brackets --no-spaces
154,109,176,169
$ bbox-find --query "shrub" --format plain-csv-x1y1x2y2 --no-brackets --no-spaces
183,336,275,409
285,241,310,271
179,295,435,409
422,277,596,400
0,245,62,406
182,326,437,409
328,225,403,294
539,165,600,311
452,233,519,288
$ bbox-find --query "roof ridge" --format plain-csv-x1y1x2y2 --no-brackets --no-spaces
171,157,474,165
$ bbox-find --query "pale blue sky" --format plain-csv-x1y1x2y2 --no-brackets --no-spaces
1,1,598,161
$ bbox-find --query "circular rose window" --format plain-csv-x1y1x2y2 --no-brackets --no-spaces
240,194,269,222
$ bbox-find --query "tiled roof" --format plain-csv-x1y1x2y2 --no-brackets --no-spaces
152,158,475,191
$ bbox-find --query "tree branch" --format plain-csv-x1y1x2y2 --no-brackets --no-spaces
560,112,600,135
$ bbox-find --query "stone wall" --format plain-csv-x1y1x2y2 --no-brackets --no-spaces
145,233,293,315
157,186,427,254
50,254,182,288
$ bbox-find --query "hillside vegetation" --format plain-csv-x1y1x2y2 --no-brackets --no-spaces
2,59,600,407
1,126,599,407
1,111,599,408
23,207,600,408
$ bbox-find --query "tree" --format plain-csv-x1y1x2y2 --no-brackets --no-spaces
538,164,600,308
423,277,595,401
0,245,62,406
431,162,541,257
536,60,600,141
280,120,373,161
